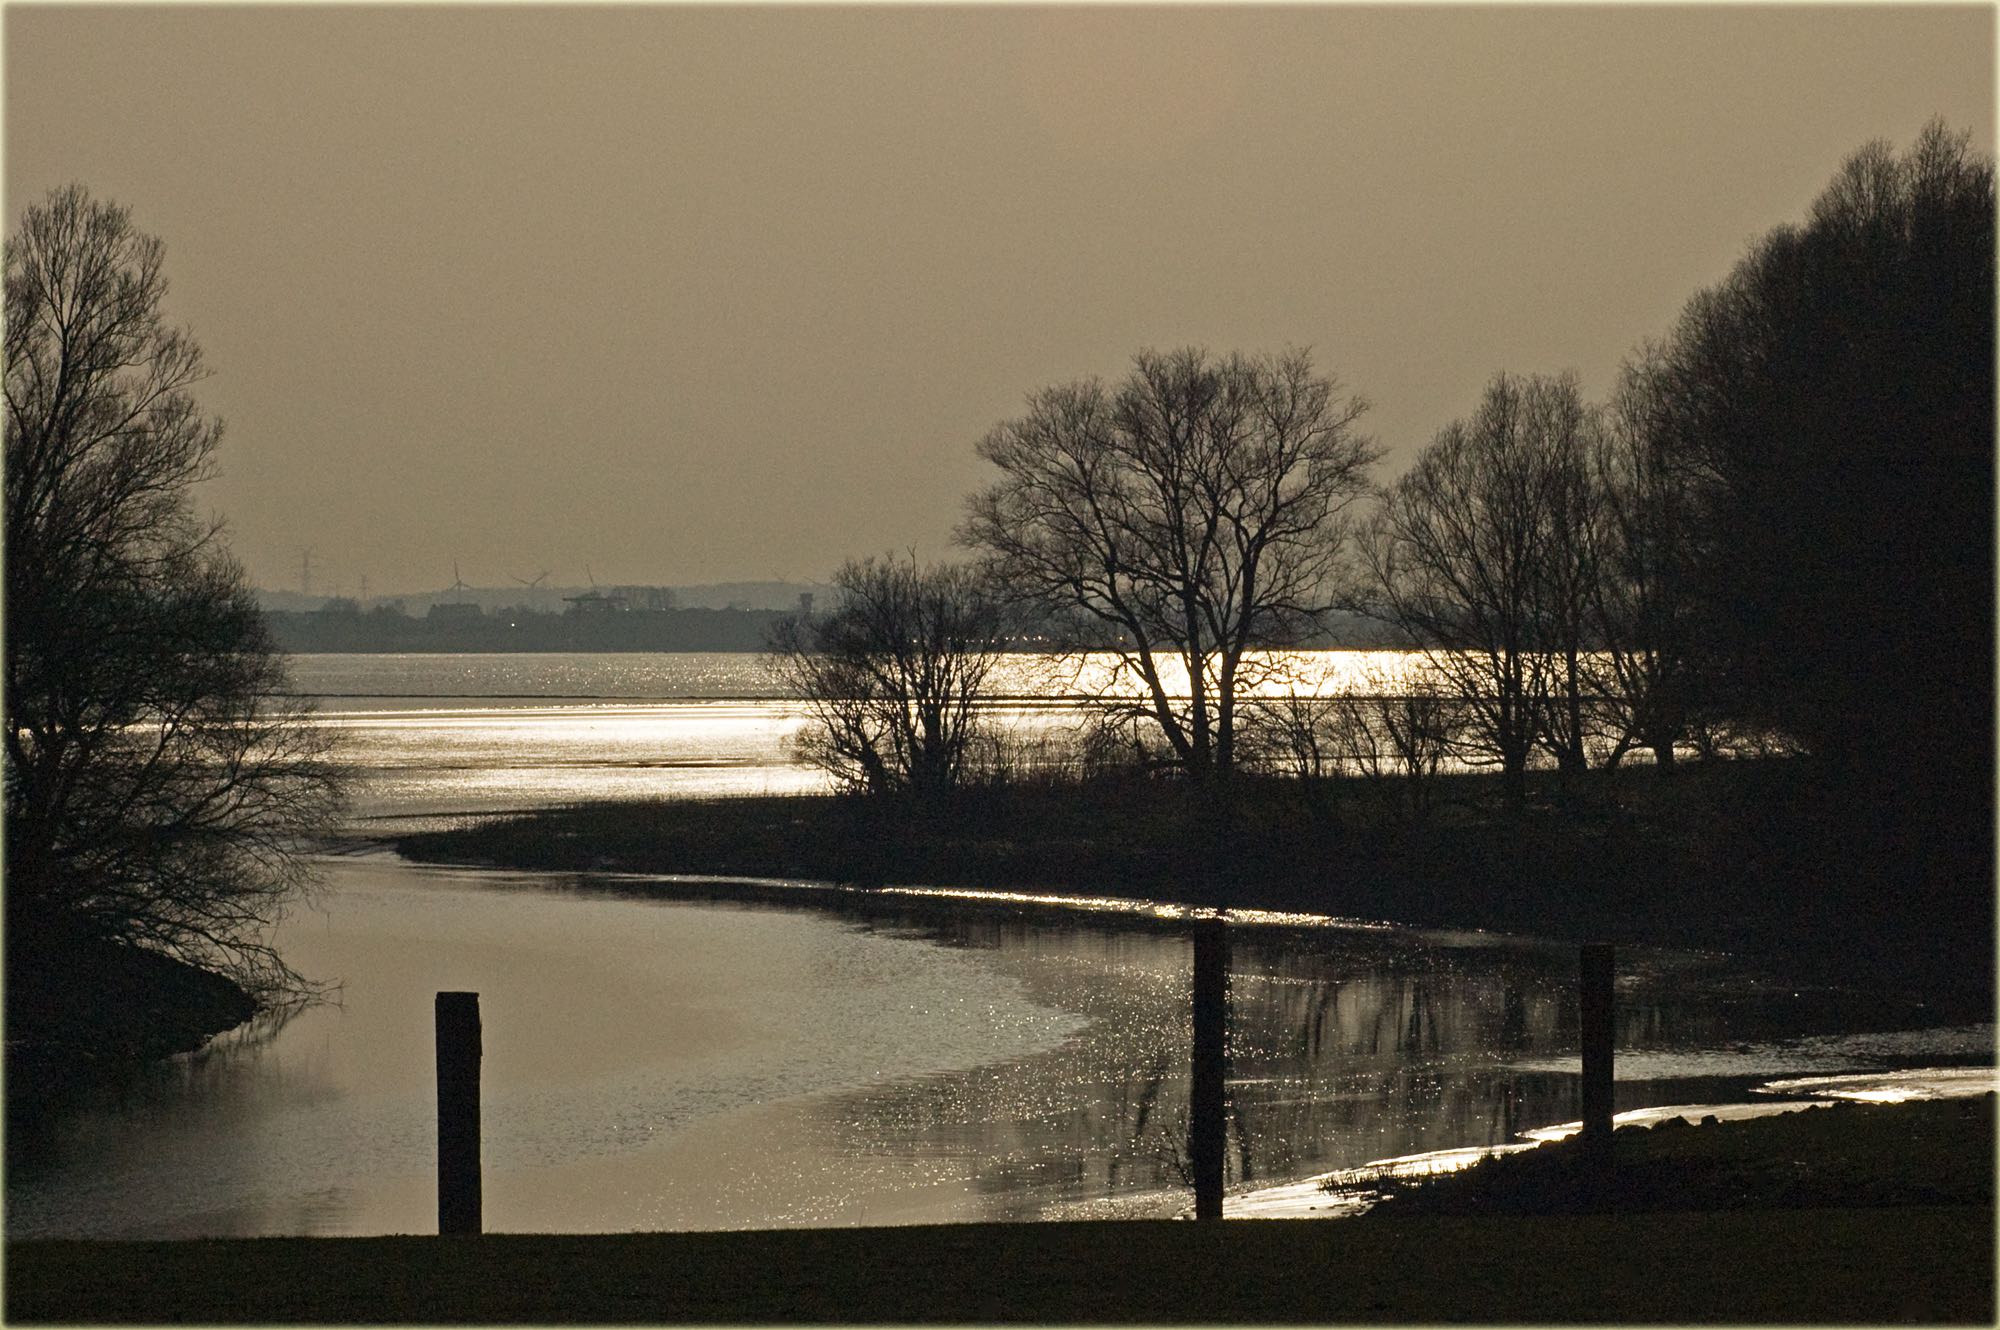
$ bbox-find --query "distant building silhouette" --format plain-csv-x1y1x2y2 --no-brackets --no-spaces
427,601,484,622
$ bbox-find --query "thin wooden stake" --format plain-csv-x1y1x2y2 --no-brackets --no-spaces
1190,917,1228,1220
436,991,482,1236
1579,943,1614,1164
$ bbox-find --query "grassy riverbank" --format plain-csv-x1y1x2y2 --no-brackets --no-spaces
393,759,1993,1012
1367,1094,1994,1215
4,937,256,1079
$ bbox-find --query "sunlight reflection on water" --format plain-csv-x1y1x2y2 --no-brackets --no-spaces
16,652,1984,1237
315,702,821,817
285,649,1439,705
294,649,1677,823
1755,1066,1999,1102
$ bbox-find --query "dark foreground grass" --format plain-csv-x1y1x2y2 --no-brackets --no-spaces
8,1208,1993,1324
1371,1095,1996,1215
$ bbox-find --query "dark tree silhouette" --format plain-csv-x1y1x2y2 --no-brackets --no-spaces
768,553,1006,800
5,185,343,1020
964,347,1379,785
1646,120,1993,796
1520,375,1605,778
1364,372,1602,807
1592,345,1703,770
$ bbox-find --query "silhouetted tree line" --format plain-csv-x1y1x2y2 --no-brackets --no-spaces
1358,121,1989,818
781,122,1991,840
1645,121,1993,800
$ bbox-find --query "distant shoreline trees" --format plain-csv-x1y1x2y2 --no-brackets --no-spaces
262,600,797,653
5,185,344,1027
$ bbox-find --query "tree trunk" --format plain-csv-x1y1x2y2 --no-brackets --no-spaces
1562,651,1588,775
1501,751,1528,812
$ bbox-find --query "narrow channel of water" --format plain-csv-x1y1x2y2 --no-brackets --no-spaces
10,850,1987,1237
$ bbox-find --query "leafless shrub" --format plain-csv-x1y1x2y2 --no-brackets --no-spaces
767,553,1006,801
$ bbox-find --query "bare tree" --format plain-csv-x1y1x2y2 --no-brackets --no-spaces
1242,690,1346,784
768,553,1006,800
5,185,344,1011
1523,374,1608,777
963,347,1380,786
1364,372,1600,807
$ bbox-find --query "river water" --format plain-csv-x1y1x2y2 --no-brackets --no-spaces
7,652,1992,1237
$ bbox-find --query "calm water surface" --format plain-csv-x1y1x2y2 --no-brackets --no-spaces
8,653,1991,1237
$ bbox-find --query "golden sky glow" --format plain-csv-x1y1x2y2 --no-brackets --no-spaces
6,5,1991,595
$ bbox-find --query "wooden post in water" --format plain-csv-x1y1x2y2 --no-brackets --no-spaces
435,991,482,1236
1189,916,1228,1221
1579,943,1614,1165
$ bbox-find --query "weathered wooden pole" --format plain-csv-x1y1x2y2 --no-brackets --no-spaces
435,991,482,1236
1579,943,1615,1163
1190,916,1228,1220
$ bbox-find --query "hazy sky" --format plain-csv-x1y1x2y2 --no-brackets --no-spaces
6,4,1993,596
